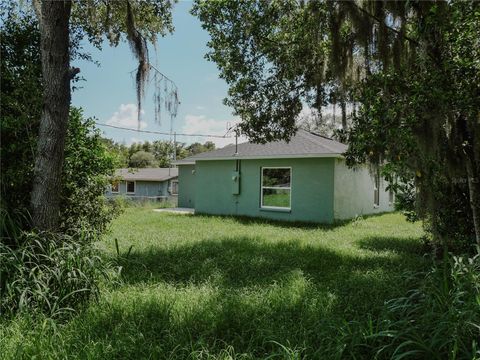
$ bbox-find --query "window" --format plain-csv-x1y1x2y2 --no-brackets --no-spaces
126,181,135,194
111,182,119,193
261,167,291,210
374,173,380,207
170,180,178,195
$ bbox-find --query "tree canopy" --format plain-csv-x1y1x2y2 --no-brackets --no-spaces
4,0,176,230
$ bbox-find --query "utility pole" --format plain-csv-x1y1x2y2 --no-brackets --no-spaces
234,127,239,155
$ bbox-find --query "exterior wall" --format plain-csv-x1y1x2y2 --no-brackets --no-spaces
178,165,196,208
106,179,177,201
193,158,336,223
333,159,394,220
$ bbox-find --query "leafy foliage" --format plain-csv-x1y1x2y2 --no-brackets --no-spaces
0,9,42,226
129,150,157,168
61,109,123,241
104,139,217,168
370,253,480,359
345,2,479,251
0,230,108,320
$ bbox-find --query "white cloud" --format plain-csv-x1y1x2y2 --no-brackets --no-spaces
107,103,147,130
195,105,206,110
181,114,247,148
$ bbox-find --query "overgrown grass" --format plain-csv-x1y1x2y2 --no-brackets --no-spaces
1,210,433,359
114,197,176,210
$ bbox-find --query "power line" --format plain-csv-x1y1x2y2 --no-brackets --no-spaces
95,122,233,139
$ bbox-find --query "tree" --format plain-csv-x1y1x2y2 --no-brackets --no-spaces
101,138,129,167
142,141,153,153
193,0,480,250
28,0,174,230
129,150,157,168
1,7,42,226
1,9,121,242
152,140,175,167
185,141,216,156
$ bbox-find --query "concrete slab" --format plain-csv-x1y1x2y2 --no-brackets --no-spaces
153,207,195,214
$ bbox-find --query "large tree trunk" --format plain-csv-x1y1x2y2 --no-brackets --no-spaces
340,97,347,130
31,1,72,231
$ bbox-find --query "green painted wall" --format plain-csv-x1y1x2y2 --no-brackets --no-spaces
178,164,196,208
192,158,335,223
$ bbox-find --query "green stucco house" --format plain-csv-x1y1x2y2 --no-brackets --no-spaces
106,168,178,202
175,130,394,223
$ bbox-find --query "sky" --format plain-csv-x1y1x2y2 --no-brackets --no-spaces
72,1,244,148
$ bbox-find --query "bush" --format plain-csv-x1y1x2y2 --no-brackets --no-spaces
0,230,107,320
60,108,123,241
368,252,480,360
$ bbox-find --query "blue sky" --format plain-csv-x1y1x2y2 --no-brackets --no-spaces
72,1,242,147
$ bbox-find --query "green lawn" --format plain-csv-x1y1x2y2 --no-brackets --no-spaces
1,208,428,359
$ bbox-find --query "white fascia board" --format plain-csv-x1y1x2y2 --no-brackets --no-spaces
173,161,195,165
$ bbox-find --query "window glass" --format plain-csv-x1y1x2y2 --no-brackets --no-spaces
262,168,291,187
127,181,135,193
261,168,291,209
262,188,290,208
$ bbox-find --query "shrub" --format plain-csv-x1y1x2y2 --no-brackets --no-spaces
0,230,107,320
369,252,480,360
60,108,123,241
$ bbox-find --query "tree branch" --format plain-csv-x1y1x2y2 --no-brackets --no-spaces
69,67,80,79
350,1,420,46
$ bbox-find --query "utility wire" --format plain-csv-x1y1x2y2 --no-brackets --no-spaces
95,122,233,138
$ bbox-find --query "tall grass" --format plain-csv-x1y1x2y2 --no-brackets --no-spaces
0,230,108,320
2,210,478,359
370,252,480,360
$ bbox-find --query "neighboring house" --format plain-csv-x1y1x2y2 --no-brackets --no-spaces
175,130,394,223
106,168,178,202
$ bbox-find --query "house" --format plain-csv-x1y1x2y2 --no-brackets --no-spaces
106,168,178,202
175,130,394,223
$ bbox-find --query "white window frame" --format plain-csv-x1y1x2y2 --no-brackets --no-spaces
126,180,136,194
170,179,179,195
260,166,292,210
111,182,119,194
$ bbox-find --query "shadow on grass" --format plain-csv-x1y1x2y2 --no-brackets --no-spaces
358,236,425,254
186,211,403,231
58,235,428,359
191,212,352,230
114,235,426,309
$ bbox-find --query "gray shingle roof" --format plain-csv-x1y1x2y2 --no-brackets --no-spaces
115,168,178,181
180,130,347,162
